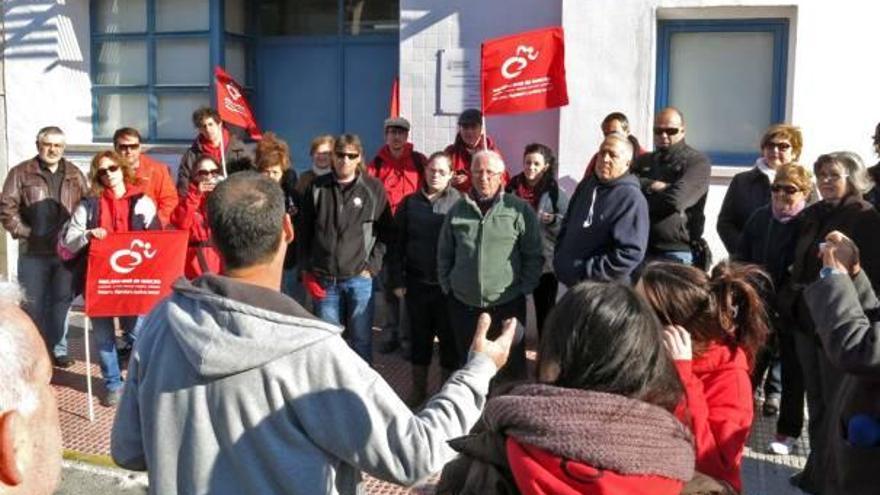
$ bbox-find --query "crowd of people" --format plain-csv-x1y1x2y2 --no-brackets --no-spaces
1,106,880,495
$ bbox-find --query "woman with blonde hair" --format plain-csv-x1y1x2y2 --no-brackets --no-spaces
60,150,159,406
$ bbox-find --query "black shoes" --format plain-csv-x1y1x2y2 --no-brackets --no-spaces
101,388,122,407
53,355,75,369
762,396,780,416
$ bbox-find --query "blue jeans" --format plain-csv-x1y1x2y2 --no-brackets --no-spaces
91,317,122,392
652,250,694,265
313,275,375,364
18,254,73,358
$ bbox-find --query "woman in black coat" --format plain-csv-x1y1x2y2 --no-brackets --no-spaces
737,163,813,455
787,151,880,493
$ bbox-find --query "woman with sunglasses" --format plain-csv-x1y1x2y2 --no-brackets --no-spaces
170,155,224,279
737,163,813,456
785,151,880,492
59,150,160,407
718,124,802,422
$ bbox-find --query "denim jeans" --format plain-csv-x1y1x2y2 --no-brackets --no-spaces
90,317,138,392
18,254,73,358
652,250,694,265
314,275,375,364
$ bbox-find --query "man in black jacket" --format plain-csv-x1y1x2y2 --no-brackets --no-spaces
297,134,393,364
633,107,710,266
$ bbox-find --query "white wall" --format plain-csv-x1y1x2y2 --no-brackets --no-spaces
2,0,92,278
400,1,562,174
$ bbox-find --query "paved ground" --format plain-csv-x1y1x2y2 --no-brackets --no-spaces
55,310,809,494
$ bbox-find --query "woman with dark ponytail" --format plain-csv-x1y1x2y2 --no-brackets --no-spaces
638,261,770,493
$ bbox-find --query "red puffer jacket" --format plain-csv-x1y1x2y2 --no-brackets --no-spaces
170,184,222,279
366,143,426,214
674,342,754,493
507,439,686,495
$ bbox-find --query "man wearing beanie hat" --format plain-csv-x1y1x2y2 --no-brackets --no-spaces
444,109,505,192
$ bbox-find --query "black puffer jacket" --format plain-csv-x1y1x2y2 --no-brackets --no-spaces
388,186,461,288
632,140,710,252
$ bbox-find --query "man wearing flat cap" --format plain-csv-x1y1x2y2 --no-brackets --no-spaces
367,116,428,355
444,109,505,192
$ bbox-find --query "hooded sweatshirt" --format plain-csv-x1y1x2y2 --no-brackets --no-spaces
111,274,498,495
553,173,649,285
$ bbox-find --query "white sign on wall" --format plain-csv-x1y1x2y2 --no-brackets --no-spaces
438,48,481,114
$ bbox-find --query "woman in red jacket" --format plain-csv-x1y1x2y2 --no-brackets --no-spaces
638,261,770,493
170,155,223,279
437,282,695,495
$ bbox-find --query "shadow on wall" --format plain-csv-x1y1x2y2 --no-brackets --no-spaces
3,1,84,68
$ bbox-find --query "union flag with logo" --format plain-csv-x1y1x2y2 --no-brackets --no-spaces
481,26,569,115
85,231,188,317
214,66,262,140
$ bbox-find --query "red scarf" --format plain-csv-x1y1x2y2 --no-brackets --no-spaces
98,186,143,232
197,128,230,164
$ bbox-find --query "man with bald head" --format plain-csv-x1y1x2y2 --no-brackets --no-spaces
633,107,710,266
555,133,649,285
438,150,543,382
0,281,63,495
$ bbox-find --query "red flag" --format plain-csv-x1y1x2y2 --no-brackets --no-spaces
390,77,400,118
85,231,188,317
214,66,262,140
481,27,568,115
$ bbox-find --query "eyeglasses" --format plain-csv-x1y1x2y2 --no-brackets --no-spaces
817,173,849,183
196,169,221,178
653,127,682,136
39,142,64,149
116,143,140,151
97,165,121,177
765,142,792,152
335,152,360,160
473,170,503,178
771,184,800,195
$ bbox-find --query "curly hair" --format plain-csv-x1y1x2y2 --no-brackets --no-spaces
760,124,803,161
255,132,291,172
88,150,138,196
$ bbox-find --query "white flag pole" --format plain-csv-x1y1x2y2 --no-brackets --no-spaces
83,315,95,422
481,114,488,151
219,126,228,177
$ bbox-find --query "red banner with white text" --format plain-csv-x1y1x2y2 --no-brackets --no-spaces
85,231,188,317
215,66,262,140
481,27,568,115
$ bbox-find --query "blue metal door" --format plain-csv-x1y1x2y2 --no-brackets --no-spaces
256,36,398,169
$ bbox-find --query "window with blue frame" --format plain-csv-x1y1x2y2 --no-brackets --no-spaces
91,0,253,142
655,18,789,165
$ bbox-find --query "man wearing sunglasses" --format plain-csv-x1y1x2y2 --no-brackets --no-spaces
113,127,178,227
0,126,88,369
633,107,710,267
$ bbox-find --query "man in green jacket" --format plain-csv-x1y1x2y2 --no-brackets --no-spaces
438,150,543,382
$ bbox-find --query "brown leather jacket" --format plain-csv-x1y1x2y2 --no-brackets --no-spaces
0,157,89,255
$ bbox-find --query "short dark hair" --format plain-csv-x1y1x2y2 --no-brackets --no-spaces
601,112,630,132
207,172,286,270
537,282,684,412
112,127,142,145
192,107,221,128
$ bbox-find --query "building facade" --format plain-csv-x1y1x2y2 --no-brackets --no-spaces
2,0,879,277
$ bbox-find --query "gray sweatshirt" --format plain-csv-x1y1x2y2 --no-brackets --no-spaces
111,275,497,494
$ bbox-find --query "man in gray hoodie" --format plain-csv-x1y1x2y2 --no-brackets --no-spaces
110,172,515,495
